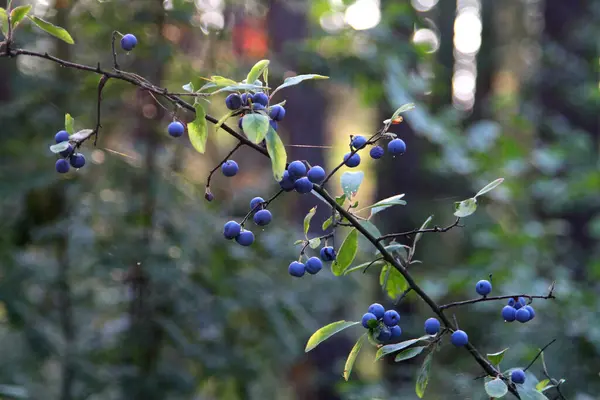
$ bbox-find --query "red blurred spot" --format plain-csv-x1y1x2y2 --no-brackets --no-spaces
232,17,268,59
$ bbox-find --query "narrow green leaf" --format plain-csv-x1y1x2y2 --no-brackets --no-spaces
343,333,366,381
379,264,408,300
535,379,550,391
305,320,360,352
395,346,426,362
0,8,8,36
454,197,477,217
265,126,286,182
359,220,382,239
211,83,265,94
246,60,270,86
322,216,333,231
10,5,31,27
209,75,238,87
303,206,317,237
64,113,75,135
308,237,321,249
415,351,433,398
375,244,409,260
485,378,508,398
516,388,549,400
29,16,74,44
340,171,364,198
271,74,329,97
50,141,70,153
214,111,235,134
475,178,504,198
0,384,29,399
391,103,415,121
375,335,431,361
69,129,93,142
335,194,346,206
293,240,305,245
359,194,406,216
487,348,509,366
331,229,358,276
188,104,208,153
343,260,385,275
182,82,194,92
414,215,433,245
242,113,269,143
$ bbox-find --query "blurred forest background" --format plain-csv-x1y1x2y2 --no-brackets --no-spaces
0,0,599,399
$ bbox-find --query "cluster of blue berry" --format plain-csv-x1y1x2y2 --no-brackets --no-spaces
502,297,536,323
54,130,86,173
223,197,272,247
342,135,406,168
361,303,402,343
288,246,336,278
278,160,326,193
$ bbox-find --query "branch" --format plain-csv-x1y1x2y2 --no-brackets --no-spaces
524,339,556,372
377,218,462,243
205,142,243,199
94,74,109,146
439,292,556,311
111,31,120,69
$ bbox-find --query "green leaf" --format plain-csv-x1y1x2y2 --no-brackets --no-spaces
391,103,415,121
271,74,329,97
10,5,31,27
265,126,287,182
359,220,382,239
211,83,265,94
49,141,70,153
487,348,509,366
304,206,317,237
182,82,194,92
375,335,431,361
336,194,346,206
343,333,366,381
188,103,208,153
454,197,477,217
343,260,385,275
517,389,549,400
360,194,406,216
485,378,508,398
246,60,270,86
293,240,305,245
415,351,433,398
380,264,408,300
69,129,93,142
0,8,8,36
214,111,235,134
0,384,29,399
322,217,333,231
375,244,409,260
414,215,433,245
535,379,550,391
395,346,426,362
29,16,74,44
340,171,364,198
64,113,75,135
242,113,270,143
331,229,358,276
475,178,504,198
208,75,238,87
305,320,360,352
308,237,321,249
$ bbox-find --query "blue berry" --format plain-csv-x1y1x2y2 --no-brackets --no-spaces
507,298,516,307
288,160,307,179
451,330,468,347
370,145,384,159
511,369,526,384
250,196,265,212
288,261,306,277
376,326,392,342
168,121,184,138
223,221,241,239
383,310,400,327
424,318,441,335
351,135,367,149
307,166,326,184
55,159,70,174
269,120,278,131
524,305,535,320
120,34,137,51
294,177,313,194
320,246,336,262
252,103,265,111
235,230,254,246
502,306,517,322
343,152,361,168
367,303,385,319
279,170,296,192
269,105,286,121
69,154,85,168
305,257,323,275
516,308,531,323
238,117,244,131
253,209,272,226
388,138,406,155
60,144,73,158
475,280,492,296
241,93,250,106
361,312,377,329
225,93,243,110
390,325,402,339
252,92,268,106
55,130,69,143
514,297,526,310
221,160,239,177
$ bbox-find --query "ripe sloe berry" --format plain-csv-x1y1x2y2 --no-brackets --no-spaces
60,144,73,158
252,103,265,111
515,308,531,323
294,177,313,194
250,197,265,212
168,121,184,138
370,145,384,159
70,154,85,168
320,246,336,262
55,159,70,174
475,280,492,296
507,298,516,307
383,310,400,327
511,369,526,384
241,93,250,106
120,34,137,51
238,117,244,131
451,330,468,346
376,326,392,342
235,230,254,246
288,261,306,277
305,257,323,275
502,306,517,322
252,92,268,106
279,170,295,192
253,209,272,226
55,130,69,143
343,152,361,168
351,135,367,149
225,93,243,110
388,138,406,155
367,303,385,319
307,166,326,184
390,325,402,339
524,305,535,320
223,221,241,239
288,160,307,179
361,312,377,329
221,160,239,177
424,318,440,335
514,297,526,310
269,105,286,121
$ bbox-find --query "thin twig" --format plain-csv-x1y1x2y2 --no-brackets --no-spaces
377,218,462,243
94,75,109,146
524,339,557,372
205,143,243,193
111,31,120,69
440,292,556,311
239,189,284,226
